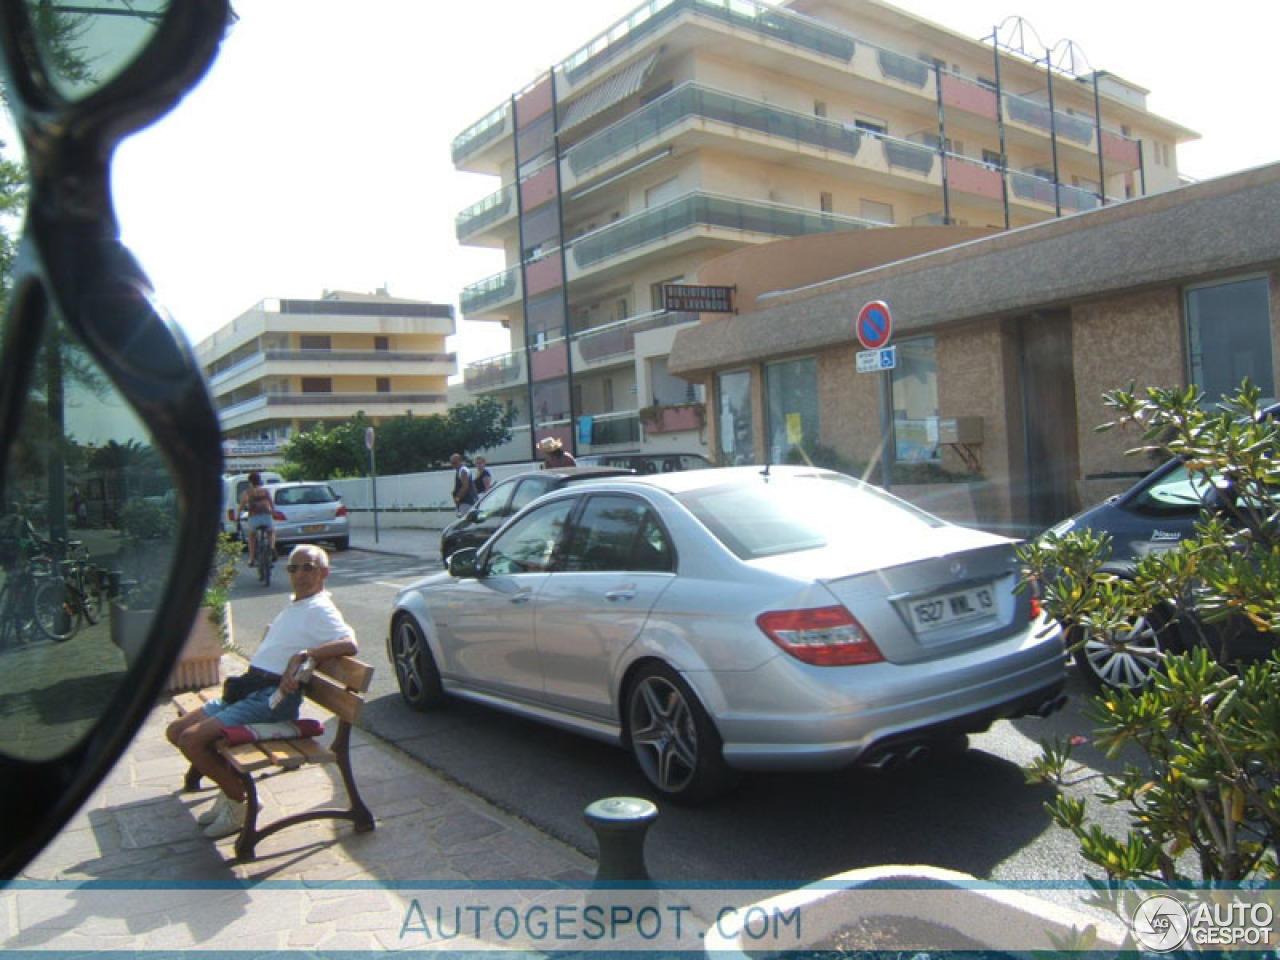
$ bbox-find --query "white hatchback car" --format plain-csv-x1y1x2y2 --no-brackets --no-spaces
388,466,1066,803
264,481,350,553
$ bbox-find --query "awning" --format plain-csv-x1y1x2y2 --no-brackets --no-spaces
559,50,660,131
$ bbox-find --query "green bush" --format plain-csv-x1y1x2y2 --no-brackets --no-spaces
1019,382,1280,883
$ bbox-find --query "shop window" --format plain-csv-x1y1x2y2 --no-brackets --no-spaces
891,337,940,463
1186,276,1274,403
765,358,818,463
716,370,754,466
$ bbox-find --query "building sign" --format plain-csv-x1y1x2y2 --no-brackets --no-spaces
662,284,736,313
856,346,897,373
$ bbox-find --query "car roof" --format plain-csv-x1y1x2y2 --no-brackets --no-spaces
503,466,635,481
553,463,838,494
265,480,335,490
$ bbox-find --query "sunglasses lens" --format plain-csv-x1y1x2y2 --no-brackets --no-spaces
1,304,181,762
26,0,171,101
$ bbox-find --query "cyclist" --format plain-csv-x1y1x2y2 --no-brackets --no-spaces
239,471,276,568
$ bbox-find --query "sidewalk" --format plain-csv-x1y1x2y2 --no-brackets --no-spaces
3,650,617,952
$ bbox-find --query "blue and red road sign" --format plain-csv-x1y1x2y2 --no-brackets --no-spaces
856,300,893,350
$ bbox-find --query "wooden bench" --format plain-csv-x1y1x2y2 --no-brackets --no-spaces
173,655,376,861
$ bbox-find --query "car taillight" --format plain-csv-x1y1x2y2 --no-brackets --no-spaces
336,504,348,517
756,606,884,666
273,510,286,521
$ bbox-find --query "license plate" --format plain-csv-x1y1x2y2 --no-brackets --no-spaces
909,583,997,634
301,524,326,534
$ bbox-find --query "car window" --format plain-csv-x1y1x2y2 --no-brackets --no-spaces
1128,463,1218,515
679,473,943,560
275,485,337,507
562,495,673,573
486,499,575,575
474,478,517,521
510,477,556,514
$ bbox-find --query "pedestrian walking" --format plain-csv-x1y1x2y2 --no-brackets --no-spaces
451,452,477,516
473,456,493,497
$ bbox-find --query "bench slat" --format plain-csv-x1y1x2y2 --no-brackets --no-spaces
317,656,374,693
220,742,276,774
305,674,364,724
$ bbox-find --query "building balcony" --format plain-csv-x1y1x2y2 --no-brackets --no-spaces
456,184,516,246
208,349,456,390
572,309,699,371
216,391,448,431
460,265,523,318
568,191,875,274
451,101,513,174
556,0,853,91
578,410,641,449
463,350,528,392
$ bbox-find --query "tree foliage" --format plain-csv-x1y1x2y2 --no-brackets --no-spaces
1020,381,1280,883
281,399,516,480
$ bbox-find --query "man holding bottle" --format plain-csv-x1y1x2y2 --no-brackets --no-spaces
165,544,356,839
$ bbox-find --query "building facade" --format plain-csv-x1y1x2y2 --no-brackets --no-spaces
194,291,456,471
449,0,1193,463
669,163,1280,535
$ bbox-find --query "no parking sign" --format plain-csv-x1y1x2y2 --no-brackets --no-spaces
856,300,893,350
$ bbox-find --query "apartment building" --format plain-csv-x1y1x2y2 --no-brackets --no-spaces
449,0,1194,462
195,290,455,471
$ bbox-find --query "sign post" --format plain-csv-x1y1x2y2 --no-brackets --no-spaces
365,427,379,544
855,301,895,489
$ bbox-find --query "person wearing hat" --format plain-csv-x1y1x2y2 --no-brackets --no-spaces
537,435,576,468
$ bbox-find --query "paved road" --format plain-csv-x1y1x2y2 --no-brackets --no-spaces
227,547,1129,896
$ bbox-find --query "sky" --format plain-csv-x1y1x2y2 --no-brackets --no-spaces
93,0,1280,373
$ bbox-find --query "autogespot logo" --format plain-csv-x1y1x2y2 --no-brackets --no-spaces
1132,895,1190,952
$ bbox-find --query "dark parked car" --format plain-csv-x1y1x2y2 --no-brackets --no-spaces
1047,445,1275,692
439,466,631,561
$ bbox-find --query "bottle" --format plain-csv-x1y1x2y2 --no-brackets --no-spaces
269,655,315,709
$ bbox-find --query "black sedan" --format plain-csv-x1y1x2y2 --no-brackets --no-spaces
440,466,631,561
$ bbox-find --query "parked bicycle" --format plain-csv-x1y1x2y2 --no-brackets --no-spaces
36,539,107,642
0,530,60,647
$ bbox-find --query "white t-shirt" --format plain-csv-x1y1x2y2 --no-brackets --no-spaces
250,591,354,675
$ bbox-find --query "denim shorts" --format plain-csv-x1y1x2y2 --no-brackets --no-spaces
246,514,272,531
203,687,302,727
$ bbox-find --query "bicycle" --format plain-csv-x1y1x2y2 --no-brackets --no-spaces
0,535,59,646
254,524,272,587
33,539,106,642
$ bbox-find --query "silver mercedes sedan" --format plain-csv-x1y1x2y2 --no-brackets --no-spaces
387,466,1066,803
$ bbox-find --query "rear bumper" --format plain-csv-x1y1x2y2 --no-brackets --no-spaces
716,623,1067,773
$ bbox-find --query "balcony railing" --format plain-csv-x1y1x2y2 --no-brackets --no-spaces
558,0,853,87
570,192,873,269
1005,93,1095,146
567,81,864,178
1008,170,1100,212
451,102,512,165
464,351,526,390
208,348,455,383
580,410,641,446
460,265,522,315
218,391,448,416
877,48,929,87
574,309,699,363
456,184,516,242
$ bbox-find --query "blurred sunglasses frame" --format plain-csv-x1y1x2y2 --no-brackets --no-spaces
0,0,231,879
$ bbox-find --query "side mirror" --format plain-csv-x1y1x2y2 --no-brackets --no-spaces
447,547,481,579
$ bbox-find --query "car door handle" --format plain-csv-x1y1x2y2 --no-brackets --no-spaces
605,587,637,601
509,589,533,604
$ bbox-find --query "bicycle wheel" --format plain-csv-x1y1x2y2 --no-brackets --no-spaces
76,565,105,625
257,529,271,587
33,578,79,641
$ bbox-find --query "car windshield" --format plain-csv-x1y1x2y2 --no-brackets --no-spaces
275,485,337,506
678,473,945,560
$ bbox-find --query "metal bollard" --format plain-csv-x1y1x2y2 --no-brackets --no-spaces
584,796,659,885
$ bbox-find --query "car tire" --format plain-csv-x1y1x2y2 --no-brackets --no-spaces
625,662,739,805
391,614,445,710
333,537,349,552
1072,604,1183,693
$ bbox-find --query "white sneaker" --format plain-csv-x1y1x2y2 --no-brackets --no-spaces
202,798,246,839
196,794,229,826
